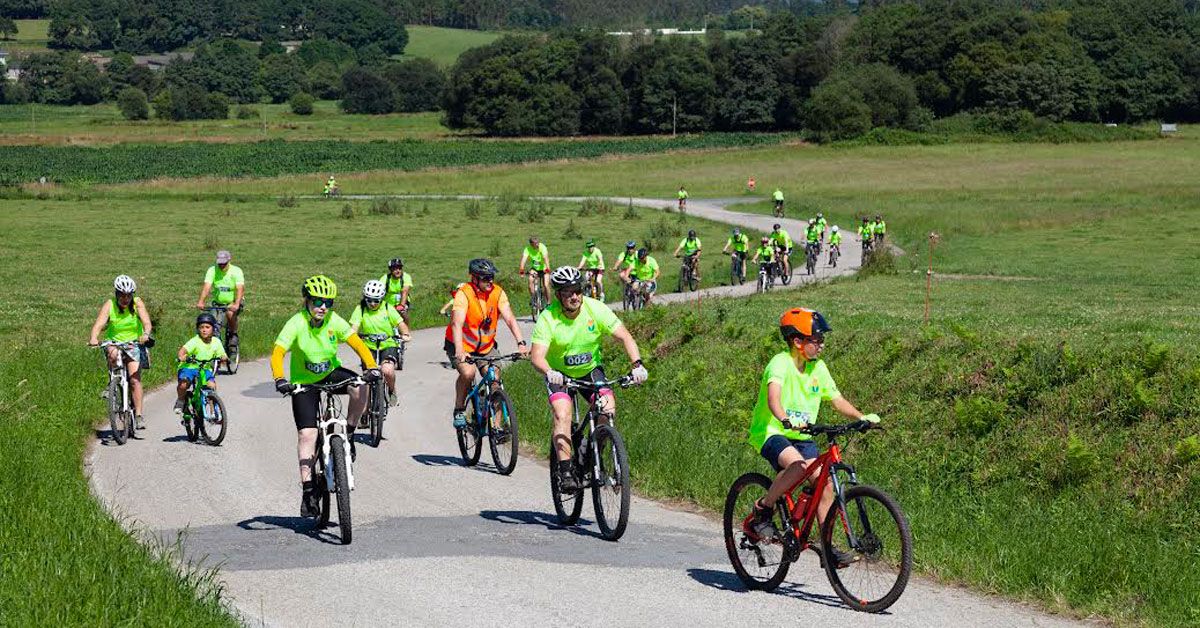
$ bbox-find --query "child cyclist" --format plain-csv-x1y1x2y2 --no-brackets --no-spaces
174,312,227,414
748,308,880,566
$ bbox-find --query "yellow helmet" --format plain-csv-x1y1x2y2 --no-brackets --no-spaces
302,275,337,299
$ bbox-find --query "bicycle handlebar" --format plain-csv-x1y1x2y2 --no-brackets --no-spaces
563,374,636,390
289,377,366,395
463,352,524,366
97,341,138,349
781,419,882,436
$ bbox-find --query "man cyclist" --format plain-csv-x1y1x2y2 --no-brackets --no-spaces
446,259,530,429
380,258,414,325
271,275,381,518
577,239,605,298
773,188,785,215
673,229,703,283
770,224,793,278
723,228,751,282
750,236,777,282
858,217,874,254
874,214,886,246
89,275,153,430
349,280,412,406
195,249,244,363
620,248,660,306
805,219,822,260
519,236,551,306
815,213,828,241
531,267,648,491
323,174,338,197
677,185,688,213
747,308,879,567
828,226,842,265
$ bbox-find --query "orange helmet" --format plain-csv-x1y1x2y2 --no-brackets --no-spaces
779,308,831,341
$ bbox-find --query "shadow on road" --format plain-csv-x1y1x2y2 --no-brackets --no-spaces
686,568,865,613
241,380,282,399
478,509,602,539
162,434,193,443
236,515,343,545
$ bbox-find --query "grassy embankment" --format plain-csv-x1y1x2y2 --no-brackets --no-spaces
0,194,742,625
399,25,502,66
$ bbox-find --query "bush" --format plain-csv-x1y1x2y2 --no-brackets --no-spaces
954,396,1007,437
340,66,395,114
235,105,259,119
289,92,315,115
464,200,482,220
804,80,871,142
116,87,149,120
339,204,355,219
153,86,229,121
564,218,581,239
381,58,446,112
277,195,298,208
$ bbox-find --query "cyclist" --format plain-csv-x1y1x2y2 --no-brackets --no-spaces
723,228,750,282
858,217,874,254
747,176,756,192
323,174,338,196
746,308,880,566
88,275,153,430
271,275,381,518
531,267,648,491
828,226,842,265
349,280,412,407
874,214,886,246
677,185,688,212
620,248,660,305
773,188,784,215
614,241,638,277
673,229,703,282
439,282,466,317
174,312,226,415
446,259,530,429
815,213,828,241
195,249,244,361
577,239,605,297
518,236,551,305
750,236,777,281
805,219,821,259
770,224,793,278
380,257,414,325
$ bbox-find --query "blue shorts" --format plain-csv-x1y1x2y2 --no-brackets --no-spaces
760,435,819,472
177,367,213,383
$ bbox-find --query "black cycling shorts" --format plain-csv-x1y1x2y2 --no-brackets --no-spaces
291,366,358,430
366,346,400,366
444,339,494,365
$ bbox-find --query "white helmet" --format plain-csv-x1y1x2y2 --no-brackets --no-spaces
550,266,583,290
808,218,816,225
831,225,839,233
113,275,137,294
362,279,387,300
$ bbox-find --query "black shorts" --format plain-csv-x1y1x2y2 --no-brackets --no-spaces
760,435,819,472
366,346,400,365
291,366,359,430
444,339,494,365
546,366,611,405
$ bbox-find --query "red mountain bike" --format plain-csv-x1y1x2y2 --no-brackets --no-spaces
722,420,912,613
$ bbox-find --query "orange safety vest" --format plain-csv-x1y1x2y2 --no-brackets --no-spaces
443,283,503,354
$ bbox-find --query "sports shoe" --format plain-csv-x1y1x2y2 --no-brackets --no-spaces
135,415,146,430
452,410,467,429
556,461,580,493
387,389,398,407
300,483,321,518
173,399,186,415
750,499,779,539
813,540,861,569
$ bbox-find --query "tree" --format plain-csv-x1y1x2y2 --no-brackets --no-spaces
340,66,395,114
258,37,285,58
0,16,17,40
153,85,229,120
297,38,357,69
310,0,408,54
307,61,343,99
715,35,779,130
165,41,261,104
289,92,315,115
804,79,871,141
116,87,149,120
624,38,716,133
381,58,446,112
258,53,308,103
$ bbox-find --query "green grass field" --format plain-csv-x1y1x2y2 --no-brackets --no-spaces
400,25,502,67
2,19,49,50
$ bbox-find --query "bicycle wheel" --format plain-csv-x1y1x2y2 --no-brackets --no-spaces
550,442,584,525
723,472,790,591
487,390,519,475
329,434,353,545
107,378,129,445
780,263,792,285
820,484,912,613
456,396,484,466
397,343,406,371
687,268,699,291
591,425,631,541
369,381,386,448
757,272,766,293
226,342,240,374
183,406,199,442
199,392,228,446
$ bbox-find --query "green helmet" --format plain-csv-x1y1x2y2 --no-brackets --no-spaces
302,275,337,299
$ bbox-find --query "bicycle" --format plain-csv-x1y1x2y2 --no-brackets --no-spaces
629,280,653,310
204,304,240,374
455,353,522,475
730,252,746,286
775,246,793,286
179,357,228,446
359,333,401,448
773,200,785,218
676,253,699,292
755,261,776,294
289,377,363,545
550,374,636,541
678,198,687,214
97,341,138,445
862,238,874,258
584,268,605,302
527,269,548,321
723,420,912,612
828,244,840,268
323,185,341,198
805,243,819,276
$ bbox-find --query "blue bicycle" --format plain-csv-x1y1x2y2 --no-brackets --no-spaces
455,353,522,475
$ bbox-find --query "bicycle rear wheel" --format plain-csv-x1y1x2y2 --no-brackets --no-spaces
456,396,484,466
487,390,519,475
723,472,790,591
226,343,240,374
107,378,129,445
550,443,584,525
329,434,353,545
591,425,631,541
199,391,228,446
820,484,912,613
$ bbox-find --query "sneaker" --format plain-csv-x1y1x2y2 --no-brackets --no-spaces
813,540,861,569
173,399,186,415
556,461,580,493
300,483,321,518
135,415,146,430
750,500,779,540
227,333,239,349
452,410,467,429
387,389,398,407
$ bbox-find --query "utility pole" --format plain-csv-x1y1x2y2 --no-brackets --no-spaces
924,231,940,325
672,96,677,137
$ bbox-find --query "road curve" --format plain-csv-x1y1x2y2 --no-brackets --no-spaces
88,200,1082,627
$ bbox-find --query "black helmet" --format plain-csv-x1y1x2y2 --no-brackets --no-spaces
637,248,648,259
625,240,636,249
772,223,781,230
196,313,218,328
688,229,696,238
388,257,404,269
732,228,741,236
468,258,497,278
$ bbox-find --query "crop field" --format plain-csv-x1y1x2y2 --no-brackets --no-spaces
1,133,790,185
400,25,503,66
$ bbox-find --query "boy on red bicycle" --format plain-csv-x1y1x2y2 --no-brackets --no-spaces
748,308,879,562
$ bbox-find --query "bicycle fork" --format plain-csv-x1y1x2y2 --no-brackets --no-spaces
321,421,355,492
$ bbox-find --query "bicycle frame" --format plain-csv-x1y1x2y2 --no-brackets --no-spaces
183,358,219,412
292,382,359,493
99,342,134,411
564,377,628,486
464,354,520,431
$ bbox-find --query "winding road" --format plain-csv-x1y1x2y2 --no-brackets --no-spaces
88,199,1082,627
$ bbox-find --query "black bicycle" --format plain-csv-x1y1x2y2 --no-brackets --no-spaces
776,246,793,286
677,253,699,292
730,252,746,286
204,304,240,374
456,353,522,475
528,269,548,321
550,374,637,541
828,243,841,268
805,243,819,276
360,333,401,448
289,377,363,544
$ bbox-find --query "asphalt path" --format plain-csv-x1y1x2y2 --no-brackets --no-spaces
88,199,1083,627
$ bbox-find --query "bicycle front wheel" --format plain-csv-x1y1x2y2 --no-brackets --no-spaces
456,396,484,466
369,381,386,448
487,390,519,475
723,472,790,591
591,425,631,541
329,434,353,545
107,378,129,445
199,392,228,446
820,484,912,613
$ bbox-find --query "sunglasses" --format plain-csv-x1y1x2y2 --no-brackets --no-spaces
308,297,334,308
365,298,382,306
804,334,826,345
474,275,495,283
558,287,583,297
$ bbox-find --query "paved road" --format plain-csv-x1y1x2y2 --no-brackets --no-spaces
88,199,1082,627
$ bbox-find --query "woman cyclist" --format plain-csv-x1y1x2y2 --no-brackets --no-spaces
530,267,648,491
272,275,381,518
88,275,153,430
349,280,412,407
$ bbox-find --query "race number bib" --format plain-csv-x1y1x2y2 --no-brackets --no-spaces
564,352,593,367
785,410,812,427
305,360,332,375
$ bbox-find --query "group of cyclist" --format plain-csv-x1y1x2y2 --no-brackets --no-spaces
519,236,665,309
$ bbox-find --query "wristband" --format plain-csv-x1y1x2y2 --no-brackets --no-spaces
517,340,528,347
631,359,643,368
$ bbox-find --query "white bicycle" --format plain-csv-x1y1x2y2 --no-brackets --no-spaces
289,377,363,544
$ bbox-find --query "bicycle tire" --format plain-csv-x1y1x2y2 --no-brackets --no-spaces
397,343,406,371
107,378,129,445
226,343,239,374
550,443,584,525
329,434,353,545
723,472,790,591
780,264,793,285
591,425,631,541
456,396,484,466
199,392,228,446
183,406,199,442
487,390,519,476
820,484,912,613
369,381,386,448
687,271,698,292
316,478,331,528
